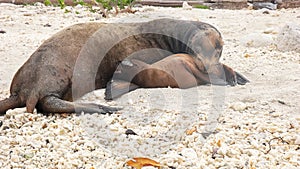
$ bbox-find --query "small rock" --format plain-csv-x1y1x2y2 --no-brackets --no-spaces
24,153,34,159
133,4,143,8
11,154,19,163
252,2,277,10
263,28,277,34
2,126,9,130
244,53,252,58
295,135,300,145
128,99,133,105
34,2,45,7
186,126,197,135
65,6,73,12
290,120,299,129
182,1,192,10
0,120,2,127
230,102,247,111
43,23,52,27
75,4,83,9
23,13,34,16
277,23,300,53
0,30,6,34
277,100,286,105
181,148,198,160
125,129,137,136
242,97,256,103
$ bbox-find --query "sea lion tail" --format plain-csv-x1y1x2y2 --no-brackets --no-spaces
0,95,22,115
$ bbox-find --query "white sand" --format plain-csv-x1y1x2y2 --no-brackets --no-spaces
0,3,299,168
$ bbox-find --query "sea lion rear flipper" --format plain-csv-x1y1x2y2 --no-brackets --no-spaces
105,80,139,100
39,95,121,114
0,95,23,115
235,71,250,85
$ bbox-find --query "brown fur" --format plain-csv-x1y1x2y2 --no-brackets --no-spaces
114,54,208,88
105,53,244,100
0,19,249,114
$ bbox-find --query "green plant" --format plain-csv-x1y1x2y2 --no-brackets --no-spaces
44,0,52,6
95,0,135,10
64,8,71,13
73,0,87,6
57,0,66,9
118,0,135,9
51,0,135,17
193,4,210,9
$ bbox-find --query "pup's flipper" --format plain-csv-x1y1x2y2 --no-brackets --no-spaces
105,80,139,100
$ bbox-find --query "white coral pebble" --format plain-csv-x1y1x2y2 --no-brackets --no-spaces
181,148,198,160
182,2,192,10
294,135,300,145
230,102,247,111
11,154,19,163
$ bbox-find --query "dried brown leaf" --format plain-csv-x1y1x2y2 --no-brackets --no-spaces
126,157,161,169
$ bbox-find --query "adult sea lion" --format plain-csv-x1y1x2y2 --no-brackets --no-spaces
0,19,249,115
105,53,249,100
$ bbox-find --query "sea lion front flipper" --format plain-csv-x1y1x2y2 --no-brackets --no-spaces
235,71,250,85
105,80,139,100
39,95,121,114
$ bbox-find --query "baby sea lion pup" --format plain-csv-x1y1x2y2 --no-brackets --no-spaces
105,53,249,100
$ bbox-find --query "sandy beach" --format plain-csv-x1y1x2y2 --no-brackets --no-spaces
0,3,299,168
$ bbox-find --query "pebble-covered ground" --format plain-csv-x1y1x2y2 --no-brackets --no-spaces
0,3,299,169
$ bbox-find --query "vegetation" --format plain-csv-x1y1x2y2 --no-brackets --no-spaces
43,0,136,17
96,0,135,10
93,0,136,17
44,0,52,6
58,0,66,8
193,4,210,9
